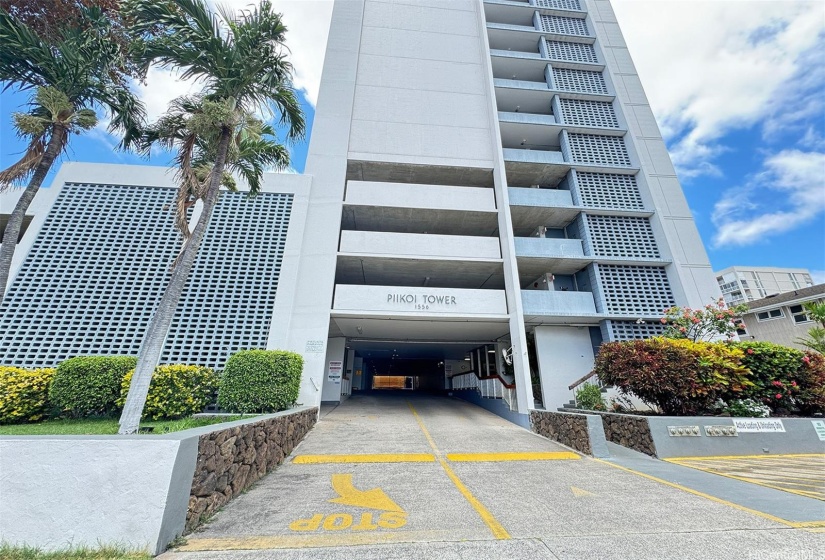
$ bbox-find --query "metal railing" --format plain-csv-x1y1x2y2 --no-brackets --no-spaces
449,371,518,411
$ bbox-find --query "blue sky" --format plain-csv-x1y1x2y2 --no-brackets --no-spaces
1,0,823,281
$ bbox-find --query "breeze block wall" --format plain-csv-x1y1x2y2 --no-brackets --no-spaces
186,407,317,532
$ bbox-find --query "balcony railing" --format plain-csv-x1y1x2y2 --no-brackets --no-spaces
521,289,597,316
502,148,565,165
508,187,574,208
339,230,501,261
514,237,584,258
498,111,556,126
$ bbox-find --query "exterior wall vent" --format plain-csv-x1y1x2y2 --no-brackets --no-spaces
538,15,589,37
551,67,608,95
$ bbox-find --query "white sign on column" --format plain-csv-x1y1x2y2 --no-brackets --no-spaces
328,361,343,385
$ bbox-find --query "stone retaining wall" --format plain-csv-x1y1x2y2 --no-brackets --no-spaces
561,409,657,457
599,413,656,457
530,410,609,457
186,408,316,532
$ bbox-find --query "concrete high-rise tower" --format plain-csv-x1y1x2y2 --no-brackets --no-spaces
268,0,721,417
0,0,722,422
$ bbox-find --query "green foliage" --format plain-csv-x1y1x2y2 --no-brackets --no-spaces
0,414,248,436
218,350,302,413
724,399,771,418
660,297,749,342
594,338,751,415
117,364,218,420
0,542,151,560
735,341,803,411
49,356,136,417
797,352,825,415
0,366,55,423
796,301,825,353
575,383,606,411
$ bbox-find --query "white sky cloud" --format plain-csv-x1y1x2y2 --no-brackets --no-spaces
612,0,825,179
711,149,825,247
811,270,825,285
133,0,333,124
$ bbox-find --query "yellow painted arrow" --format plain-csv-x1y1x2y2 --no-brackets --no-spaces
570,486,596,497
328,474,405,512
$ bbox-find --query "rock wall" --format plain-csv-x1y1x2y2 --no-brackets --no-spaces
186,408,317,532
530,410,593,455
587,411,656,457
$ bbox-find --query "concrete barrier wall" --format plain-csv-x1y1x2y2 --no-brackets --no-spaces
0,406,317,555
563,409,825,459
530,410,609,457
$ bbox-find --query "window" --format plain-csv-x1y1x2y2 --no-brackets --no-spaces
789,304,811,324
734,320,747,336
756,308,783,321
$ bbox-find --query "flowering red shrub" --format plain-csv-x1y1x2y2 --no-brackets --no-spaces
594,338,750,415
736,341,807,412
796,351,825,415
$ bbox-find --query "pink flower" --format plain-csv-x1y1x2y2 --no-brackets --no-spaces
679,327,687,333
791,381,797,387
747,349,754,355
660,318,667,324
776,394,783,399
772,381,783,387
803,356,811,364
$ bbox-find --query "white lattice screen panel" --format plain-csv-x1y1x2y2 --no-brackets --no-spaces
597,264,675,315
573,172,644,210
586,215,660,258
602,320,666,342
551,68,607,95
161,192,292,367
535,0,582,10
559,99,618,128
0,183,292,369
538,15,589,36
544,40,598,64
566,134,631,166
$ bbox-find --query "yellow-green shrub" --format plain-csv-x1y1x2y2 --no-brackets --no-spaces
595,338,752,415
0,366,55,424
118,364,218,420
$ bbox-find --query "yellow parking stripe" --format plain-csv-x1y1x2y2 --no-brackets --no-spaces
667,453,825,461
592,457,825,528
447,451,580,462
666,455,825,502
407,402,511,540
293,454,435,464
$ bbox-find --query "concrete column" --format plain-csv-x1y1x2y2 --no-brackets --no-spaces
321,337,347,403
474,0,533,414
534,325,595,410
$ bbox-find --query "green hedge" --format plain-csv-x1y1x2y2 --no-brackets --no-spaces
594,338,751,415
49,356,137,417
595,338,825,416
118,364,218,420
218,350,302,413
735,341,804,411
0,366,55,424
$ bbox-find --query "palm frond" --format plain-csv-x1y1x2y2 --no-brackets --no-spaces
0,135,45,190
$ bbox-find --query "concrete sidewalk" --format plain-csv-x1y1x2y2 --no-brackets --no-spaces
161,394,825,559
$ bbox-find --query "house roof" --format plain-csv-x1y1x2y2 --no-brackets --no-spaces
745,283,825,313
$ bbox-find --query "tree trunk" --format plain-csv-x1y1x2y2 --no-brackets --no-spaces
118,128,233,434
0,125,66,303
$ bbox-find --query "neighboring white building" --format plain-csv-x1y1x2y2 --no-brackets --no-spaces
0,0,721,421
716,266,814,306
738,284,825,350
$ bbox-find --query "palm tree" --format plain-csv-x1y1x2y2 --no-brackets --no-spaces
118,0,304,434
0,5,144,299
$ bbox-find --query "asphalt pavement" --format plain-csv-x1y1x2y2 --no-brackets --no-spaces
159,393,825,560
